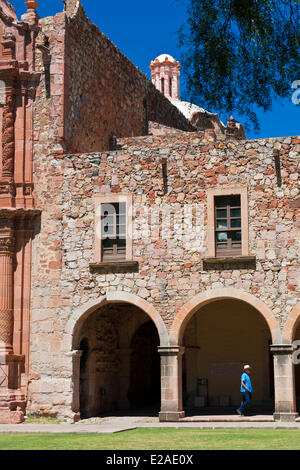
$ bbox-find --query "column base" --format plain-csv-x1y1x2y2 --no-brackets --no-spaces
273,412,299,422
159,411,185,422
0,408,25,424
0,354,26,423
0,391,26,424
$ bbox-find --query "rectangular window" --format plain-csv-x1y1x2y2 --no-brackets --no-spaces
215,195,242,256
94,194,132,264
101,202,126,261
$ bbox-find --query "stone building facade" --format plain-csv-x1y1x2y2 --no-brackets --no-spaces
0,0,299,423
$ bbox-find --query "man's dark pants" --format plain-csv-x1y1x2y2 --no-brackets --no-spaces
238,391,252,414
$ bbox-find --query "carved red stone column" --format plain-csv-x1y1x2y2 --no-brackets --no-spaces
0,81,16,207
2,84,15,180
0,214,26,423
0,217,14,355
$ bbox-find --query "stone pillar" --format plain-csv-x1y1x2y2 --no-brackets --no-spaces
70,350,82,418
271,344,298,422
0,218,14,355
158,346,185,421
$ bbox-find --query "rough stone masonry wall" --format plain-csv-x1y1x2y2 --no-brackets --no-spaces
63,1,193,153
34,12,67,159
28,131,300,416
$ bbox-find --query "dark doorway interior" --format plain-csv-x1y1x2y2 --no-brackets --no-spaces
78,305,161,419
127,321,161,408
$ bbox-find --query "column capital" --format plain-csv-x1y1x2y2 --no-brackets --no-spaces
158,346,185,356
0,237,15,256
270,344,294,355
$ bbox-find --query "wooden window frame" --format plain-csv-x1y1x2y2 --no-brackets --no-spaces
215,195,242,256
207,186,249,258
94,194,133,263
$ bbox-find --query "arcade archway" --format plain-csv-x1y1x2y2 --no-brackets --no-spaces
181,298,274,415
77,303,161,418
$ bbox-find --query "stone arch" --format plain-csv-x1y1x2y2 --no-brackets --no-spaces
169,288,281,345
65,291,169,351
282,302,300,343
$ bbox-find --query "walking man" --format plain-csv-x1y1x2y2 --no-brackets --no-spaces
237,365,253,416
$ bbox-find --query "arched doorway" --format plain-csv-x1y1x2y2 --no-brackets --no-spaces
182,299,274,415
77,303,161,419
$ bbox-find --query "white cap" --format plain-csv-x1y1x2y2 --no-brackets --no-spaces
244,364,252,370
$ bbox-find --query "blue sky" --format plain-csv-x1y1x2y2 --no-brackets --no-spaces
13,0,300,139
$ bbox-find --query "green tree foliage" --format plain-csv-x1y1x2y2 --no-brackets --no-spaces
179,0,300,131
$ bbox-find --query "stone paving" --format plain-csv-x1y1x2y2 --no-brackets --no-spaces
0,415,300,433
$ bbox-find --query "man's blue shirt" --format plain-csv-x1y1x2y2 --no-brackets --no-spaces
241,372,253,393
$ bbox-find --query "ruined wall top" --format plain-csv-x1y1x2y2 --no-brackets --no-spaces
65,0,80,18
0,0,17,23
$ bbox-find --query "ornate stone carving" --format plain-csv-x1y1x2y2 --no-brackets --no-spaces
1,33,16,60
225,115,246,139
93,311,120,373
0,310,13,346
226,115,238,135
0,237,14,255
23,184,33,196
0,183,14,195
2,86,15,179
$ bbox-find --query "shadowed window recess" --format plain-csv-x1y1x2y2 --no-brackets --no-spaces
101,202,126,261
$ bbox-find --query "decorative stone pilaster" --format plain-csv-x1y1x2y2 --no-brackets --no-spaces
0,218,14,355
0,213,28,424
271,344,298,422
158,346,185,422
1,83,15,181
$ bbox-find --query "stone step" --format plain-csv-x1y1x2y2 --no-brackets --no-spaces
181,415,274,422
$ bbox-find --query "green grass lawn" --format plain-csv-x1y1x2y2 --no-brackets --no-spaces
0,429,300,450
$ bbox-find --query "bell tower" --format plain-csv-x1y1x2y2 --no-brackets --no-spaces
150,54,181,100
